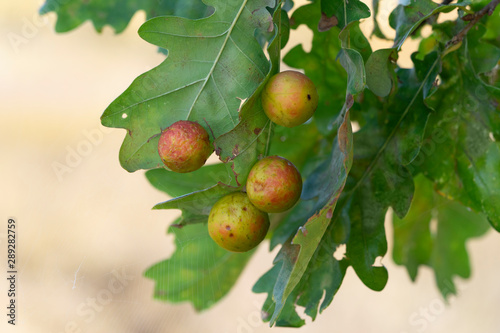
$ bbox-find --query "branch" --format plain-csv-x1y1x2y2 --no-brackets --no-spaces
446,0,500,48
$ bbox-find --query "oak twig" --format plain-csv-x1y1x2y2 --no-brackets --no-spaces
446,0,500,48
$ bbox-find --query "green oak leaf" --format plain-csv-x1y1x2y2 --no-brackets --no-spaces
337,48,366,95
389,0,471,50
152,182,239,227
293,241,349,320
145,163,236,198
144,222,254,310
255,199,349,325
147,162,239,228
150,1,286,226
255,108,353,326
101,0,274,172
40,0,211,33
258,17,363,320
344,126,414,291
336,49,443,291
320,0,370,29
365,48,396,97
252,265,305,327
268,123,322,170
432,195,490,297
339,21,372,63
267,110,352,325
256,8,291,49
212,91,272,185
257,64,438,319
412,39,500,232
385,52,439,166
393,174,434,281
467,25,500,75
483,5,500,48
214,0,284,185
362,51,439,166
393,175,490,298
284,1,358,134
367,0,468,97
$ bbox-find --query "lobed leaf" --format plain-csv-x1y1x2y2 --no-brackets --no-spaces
389,0,471,50
255,107,353,326
320,0,370,29
393,175,490,298
101,0,274,172
146,163,236,198
152,183,239,227
365,48,396,97
412,33,500,231
213,0,285,184
144,222,254,310
40,0,211,33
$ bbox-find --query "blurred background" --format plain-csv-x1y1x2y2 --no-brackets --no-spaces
1,0,500,332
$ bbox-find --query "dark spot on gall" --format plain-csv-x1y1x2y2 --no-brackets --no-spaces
226,225,231,230
229,233,234,237
307,94,311,100
243,207,247,211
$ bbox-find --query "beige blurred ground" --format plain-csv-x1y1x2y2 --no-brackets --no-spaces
1,1,500,332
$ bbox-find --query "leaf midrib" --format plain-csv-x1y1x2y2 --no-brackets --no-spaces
186,0,250,120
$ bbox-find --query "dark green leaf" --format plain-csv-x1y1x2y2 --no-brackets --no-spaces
214,1,285,184
336,49,443,291
365,48,396,97
252,265,305,327
320,0,370,29
256,9,291,49
392,174,434,281
145,163,236,198
389,0,471,50
339,22,372,63
145,223,254,310
467,25,500,75
483,5,500,48
337,48,365,95
393,175,490,298
432,196,490,298
269,123,322,169
40,0,211,33
257,108,353,326
385,53,439,166
152,183,239,226
101,0,273,172
344,129,414,290
413,41,500,231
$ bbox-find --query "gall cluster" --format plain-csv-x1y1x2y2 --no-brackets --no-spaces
157,71,318,252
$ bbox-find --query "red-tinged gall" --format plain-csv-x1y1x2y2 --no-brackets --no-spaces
158,120,212,173
246,156,302,213
261,71,318,127
208,192,270,252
